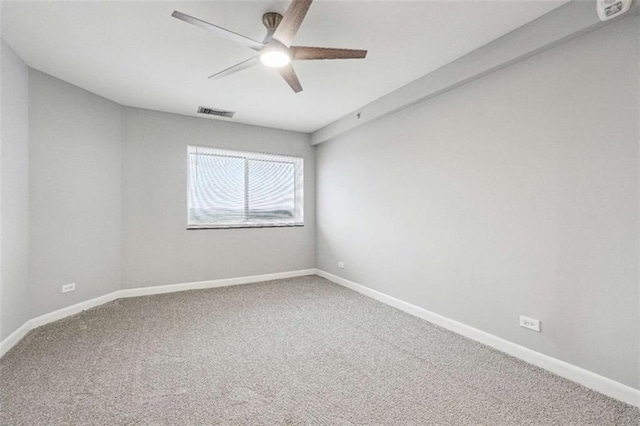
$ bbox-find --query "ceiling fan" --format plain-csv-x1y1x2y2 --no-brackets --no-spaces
172,0,367,93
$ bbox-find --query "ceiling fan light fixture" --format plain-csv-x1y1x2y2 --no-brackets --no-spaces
172,0,368,92
260,50,291,68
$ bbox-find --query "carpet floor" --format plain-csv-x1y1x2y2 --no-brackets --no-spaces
1,275,638,425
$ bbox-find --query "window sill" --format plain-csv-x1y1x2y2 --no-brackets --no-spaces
187,224,304,230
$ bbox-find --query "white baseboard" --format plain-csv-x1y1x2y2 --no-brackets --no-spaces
0,269,316,358
315,269,640,408
0,322,31,359
118,269,317,298
0,291,121,358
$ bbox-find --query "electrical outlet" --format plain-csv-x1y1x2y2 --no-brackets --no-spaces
338,261,344,269
519,315,540,332
61,283,76,294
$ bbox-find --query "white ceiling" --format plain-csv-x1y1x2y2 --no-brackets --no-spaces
2,0,566,133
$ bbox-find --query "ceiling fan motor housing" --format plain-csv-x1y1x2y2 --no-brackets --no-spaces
262,12,284,33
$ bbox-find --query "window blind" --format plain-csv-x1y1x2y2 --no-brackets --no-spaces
188,146,304,229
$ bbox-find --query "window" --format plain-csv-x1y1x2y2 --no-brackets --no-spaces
187,146,304,229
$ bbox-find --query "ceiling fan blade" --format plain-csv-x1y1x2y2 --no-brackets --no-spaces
208,56,260,80
290,46,368,60
272,0,313,47
172,11,264,51
278,64,303,93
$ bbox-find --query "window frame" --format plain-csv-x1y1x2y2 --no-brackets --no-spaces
186,145,304,230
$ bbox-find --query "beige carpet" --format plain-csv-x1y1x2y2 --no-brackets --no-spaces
1,275,638,425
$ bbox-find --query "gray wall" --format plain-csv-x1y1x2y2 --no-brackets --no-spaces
315,17,639,388
1,41,30,340
9,68,314,327
121,108,315,289
29,70,122,318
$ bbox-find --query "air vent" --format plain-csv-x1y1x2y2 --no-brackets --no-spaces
197,106,235,118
